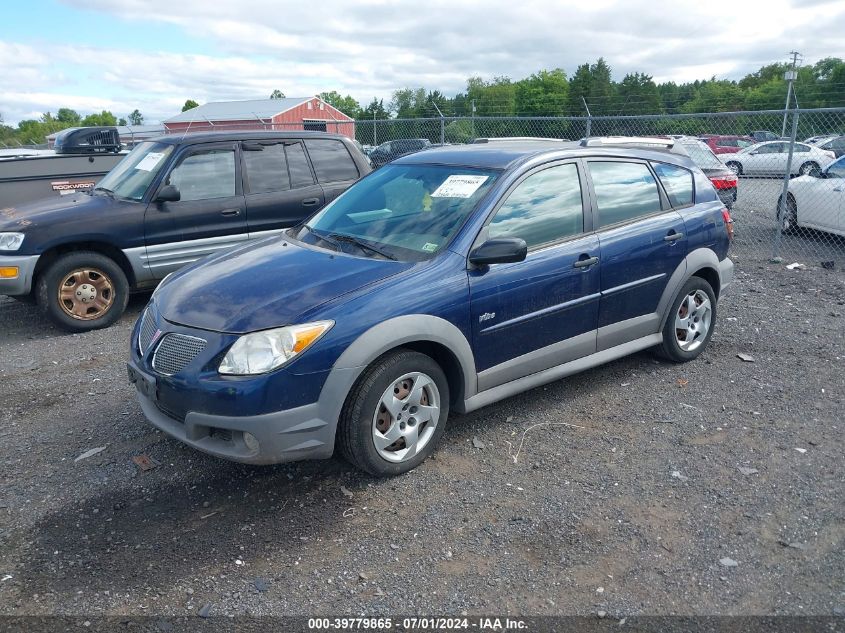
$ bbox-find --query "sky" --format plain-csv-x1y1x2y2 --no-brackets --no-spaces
1,0,844,126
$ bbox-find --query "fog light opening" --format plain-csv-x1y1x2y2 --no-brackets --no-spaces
243,432,260,453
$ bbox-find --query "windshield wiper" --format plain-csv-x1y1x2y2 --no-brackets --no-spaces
93,186,114,198
327,233,397,261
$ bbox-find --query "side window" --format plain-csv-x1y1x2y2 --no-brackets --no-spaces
167,149,236,201
243,143,290,194
736,139,754,148
488,163,583,249
755,143,776,154
286,142,315,188
651,162,693,207
589,161,662,228
721,139,737,148
304,139,360,183
832,139,845,151
793,143,810,153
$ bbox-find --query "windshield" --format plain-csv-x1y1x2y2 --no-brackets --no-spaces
95,141,174,201
680,140,723,169
292,164,500,261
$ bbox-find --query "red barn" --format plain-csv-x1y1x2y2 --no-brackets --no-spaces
163,97,355,138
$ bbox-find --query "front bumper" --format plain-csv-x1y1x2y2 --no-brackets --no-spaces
0,254,39,295
128,359,340,465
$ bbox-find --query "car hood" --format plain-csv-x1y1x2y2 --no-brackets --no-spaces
0,191,121,231
156,236,413,333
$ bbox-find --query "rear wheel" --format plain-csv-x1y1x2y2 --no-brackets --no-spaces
338,349,449,476
36,251,129,332
656,277,717,363
798,161,820,177
725,161,742,175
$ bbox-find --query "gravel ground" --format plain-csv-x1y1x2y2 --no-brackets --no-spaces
0,254,843,619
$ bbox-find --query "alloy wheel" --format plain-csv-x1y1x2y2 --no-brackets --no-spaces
674,289,712,352
58,268,115,320
372,371,441,463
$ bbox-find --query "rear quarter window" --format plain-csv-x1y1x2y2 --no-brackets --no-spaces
304,139,360,184
588,161,662,227
651,162,694,207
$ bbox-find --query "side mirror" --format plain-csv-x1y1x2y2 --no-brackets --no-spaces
469,237,528,266
156,184,181,203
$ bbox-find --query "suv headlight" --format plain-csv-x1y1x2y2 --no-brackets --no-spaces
219,321,334,375
0,233,25,251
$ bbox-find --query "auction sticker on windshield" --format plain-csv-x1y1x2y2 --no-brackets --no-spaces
135,152,166,172
431,175,488,198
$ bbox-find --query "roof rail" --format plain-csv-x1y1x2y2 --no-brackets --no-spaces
580,135,693,155
471,136,571,144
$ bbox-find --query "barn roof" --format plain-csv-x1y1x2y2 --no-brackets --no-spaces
164,98,316,124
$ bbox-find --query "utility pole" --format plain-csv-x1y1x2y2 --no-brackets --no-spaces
781,51,801,137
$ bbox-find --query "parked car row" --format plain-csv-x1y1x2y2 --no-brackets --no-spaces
720,140,836,177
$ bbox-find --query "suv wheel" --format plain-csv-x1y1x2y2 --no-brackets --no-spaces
36,251,129,332
656,277,717,363
338,349,450,476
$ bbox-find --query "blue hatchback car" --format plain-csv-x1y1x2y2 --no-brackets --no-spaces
128,138,734,476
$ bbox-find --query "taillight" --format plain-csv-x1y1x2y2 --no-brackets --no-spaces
710,174,737,189
722,208,734,241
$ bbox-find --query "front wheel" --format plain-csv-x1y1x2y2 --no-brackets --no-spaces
656,277,717,363
778,195,798,233
337,349,450,476
725,161,741,175
36,251,129,332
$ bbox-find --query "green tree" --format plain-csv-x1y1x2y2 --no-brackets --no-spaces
182,99,199,112
514,69,568,116
118,117,127,126
614,72,661,115
269,89,285,99
318,91,362,118
128,109,144,125
80,110,118,126
56,108,81,125
567,63,593,115
359,98,389,120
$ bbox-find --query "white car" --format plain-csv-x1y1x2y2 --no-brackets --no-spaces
722,141,836,177
781,156,845,236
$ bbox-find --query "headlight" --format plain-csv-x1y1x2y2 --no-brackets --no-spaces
0,233,25,251
219,321,334,375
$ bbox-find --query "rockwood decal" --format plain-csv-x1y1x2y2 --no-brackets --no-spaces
51,180,96,195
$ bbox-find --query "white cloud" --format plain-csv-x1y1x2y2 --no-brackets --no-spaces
1,0,843,125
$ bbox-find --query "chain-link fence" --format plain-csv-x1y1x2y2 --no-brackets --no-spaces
160,107,845,266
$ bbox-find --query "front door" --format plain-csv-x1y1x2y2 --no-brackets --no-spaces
241,140,324,237
469,162,600,391
143,143,247,279
585,159,687,349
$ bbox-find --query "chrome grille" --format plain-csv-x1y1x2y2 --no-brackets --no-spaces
138,309,157,354
151,334,207,376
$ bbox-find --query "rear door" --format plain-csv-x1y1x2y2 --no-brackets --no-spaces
585,159,688,350
241,140,325,237
304,138,363,204
143,142,247,279
468,161,600,390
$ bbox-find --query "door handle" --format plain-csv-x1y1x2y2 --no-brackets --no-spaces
302,197,320,207
664,231,684,242
834,186,843,192
220,208,241,217
573,256,599,269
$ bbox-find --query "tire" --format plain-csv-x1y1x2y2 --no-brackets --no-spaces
778,194,799,234
36,251,129,332
656,277,717,363
798,161,820,177
725,161,742,176
337,349,450,476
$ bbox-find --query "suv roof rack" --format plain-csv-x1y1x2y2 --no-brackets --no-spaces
580,136,690,155
471,136,571,144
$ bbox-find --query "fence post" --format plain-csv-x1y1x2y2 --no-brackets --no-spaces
772,109,801,261
440,116,445,145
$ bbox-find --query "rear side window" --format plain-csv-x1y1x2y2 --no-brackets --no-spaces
304,139,359,184
588,161,662,228
488,163,583,248
651,162,693,207
286,142,315,188
243,143,291,194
